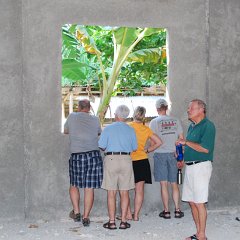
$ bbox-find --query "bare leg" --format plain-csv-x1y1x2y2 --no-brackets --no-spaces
171,182,180,210
107,190,117,221
83,188,94,218
186,202,207,240
195,203,207,240
69,186,80,214
189,202,200,233
119,190,130,222
133,181,145,220
160,181,169,211
126,201,133,220
120,193,132,220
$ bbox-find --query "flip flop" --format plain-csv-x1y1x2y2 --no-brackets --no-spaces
186,235,208,240
185,234,198,240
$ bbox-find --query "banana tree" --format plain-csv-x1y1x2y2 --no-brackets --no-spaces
62,25,166,123
75,26,166,123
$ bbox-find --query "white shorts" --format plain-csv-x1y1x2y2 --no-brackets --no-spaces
182,161,212,203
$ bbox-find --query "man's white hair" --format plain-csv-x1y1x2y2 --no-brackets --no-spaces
115,105,130,119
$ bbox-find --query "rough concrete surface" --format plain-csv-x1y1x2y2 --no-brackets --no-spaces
1,207,240,240
1,0,240,222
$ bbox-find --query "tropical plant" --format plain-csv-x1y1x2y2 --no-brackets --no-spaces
62,25,166,123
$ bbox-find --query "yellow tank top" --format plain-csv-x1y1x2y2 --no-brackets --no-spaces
129,122,153,161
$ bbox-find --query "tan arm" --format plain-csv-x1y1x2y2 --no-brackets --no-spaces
176,138,209,153
146,133,162,153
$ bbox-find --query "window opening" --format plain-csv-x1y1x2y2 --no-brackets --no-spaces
62,24,167,128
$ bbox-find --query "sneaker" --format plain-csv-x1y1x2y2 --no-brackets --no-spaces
69,210,81,222
82,217,90,227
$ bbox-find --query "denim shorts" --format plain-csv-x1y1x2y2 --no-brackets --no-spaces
153,152,178,183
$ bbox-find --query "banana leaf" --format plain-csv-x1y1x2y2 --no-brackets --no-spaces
113,27,139,47
76,26,101,55
62,59,89,80
127,48,163,64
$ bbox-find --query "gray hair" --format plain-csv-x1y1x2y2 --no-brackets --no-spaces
78,99,90,110
191,99,207,114
115,105,130,119
133,106,146,122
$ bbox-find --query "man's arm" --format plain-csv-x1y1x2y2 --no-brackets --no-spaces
98,128,107,151
177,122,215,154
63,116,70,134
176,138,209,153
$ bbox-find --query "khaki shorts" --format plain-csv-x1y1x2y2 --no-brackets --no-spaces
182,161,212,203
101,155,135,190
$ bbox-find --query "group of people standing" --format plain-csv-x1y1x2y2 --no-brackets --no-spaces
64,98,215,240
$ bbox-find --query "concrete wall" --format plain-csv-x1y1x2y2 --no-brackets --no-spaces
0,0,25,220
0,0,240,220
208,0,240,207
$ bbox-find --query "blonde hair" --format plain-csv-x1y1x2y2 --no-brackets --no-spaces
133,106,146,122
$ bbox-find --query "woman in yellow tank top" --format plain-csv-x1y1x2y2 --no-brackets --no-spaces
127,106,162,221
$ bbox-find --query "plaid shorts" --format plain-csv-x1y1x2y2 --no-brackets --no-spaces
69,150,103,188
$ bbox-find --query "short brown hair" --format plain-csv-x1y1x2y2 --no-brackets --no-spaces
78,99,90,110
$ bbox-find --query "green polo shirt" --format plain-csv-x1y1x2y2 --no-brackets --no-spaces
184,118,216,162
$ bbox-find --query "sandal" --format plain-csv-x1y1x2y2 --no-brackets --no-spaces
186,234,198,240
159,210,171,219
103,220,117,230
119,221,131,229
82,217,90,227
174,209,184,218
185,234,207,240
69,210,81,222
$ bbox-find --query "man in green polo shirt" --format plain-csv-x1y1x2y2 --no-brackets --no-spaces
176,99,216,240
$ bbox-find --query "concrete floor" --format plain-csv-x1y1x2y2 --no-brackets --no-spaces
0,207,239,240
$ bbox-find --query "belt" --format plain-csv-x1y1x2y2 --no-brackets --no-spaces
105,152,130,155
185,161,201,166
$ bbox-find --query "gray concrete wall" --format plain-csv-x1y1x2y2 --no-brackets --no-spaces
208,0,240,207
0,0,240,220
0,0,25,220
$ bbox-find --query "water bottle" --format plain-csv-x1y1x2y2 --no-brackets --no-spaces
176,144,183,184
177,169,183,185
176,144,183,161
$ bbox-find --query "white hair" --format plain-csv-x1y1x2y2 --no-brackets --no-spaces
115,105,130,119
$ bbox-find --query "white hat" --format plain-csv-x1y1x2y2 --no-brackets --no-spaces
156,98,168,108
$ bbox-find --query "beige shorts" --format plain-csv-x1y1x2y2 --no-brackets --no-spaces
101,155,135,190
182,161,212,203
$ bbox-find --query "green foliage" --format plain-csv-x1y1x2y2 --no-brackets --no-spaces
61,25,166,95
